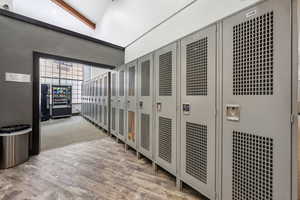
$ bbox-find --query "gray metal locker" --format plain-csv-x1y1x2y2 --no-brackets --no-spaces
138,54,154,160
99,76,104,127
82,83,85,116
96,76,101,126
180,25,216,199
111,71,118,136
95,77,99,124
118,65,127,142
154,42,178,175
126,61,138,149
92,79,96,123
88,81,91,119
222,1,293,199
102,72,111,132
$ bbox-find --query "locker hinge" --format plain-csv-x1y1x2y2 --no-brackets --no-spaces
290,114,296,124
214,192,218,200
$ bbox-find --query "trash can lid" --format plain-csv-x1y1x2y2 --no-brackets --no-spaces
0,124,31,134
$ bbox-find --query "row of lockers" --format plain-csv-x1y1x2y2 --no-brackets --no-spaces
81,0,295,199
81,72,111,132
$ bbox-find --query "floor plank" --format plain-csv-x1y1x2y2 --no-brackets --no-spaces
0,137,205,200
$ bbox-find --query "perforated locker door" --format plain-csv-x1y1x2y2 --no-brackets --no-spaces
82,83,85,115
138,54,154,159
222,1,292,200
89,81,93,120
180,25,216,199
93,80,97,122
88,82,91,118
102,72,110,131
96,78,101,125
154,42,177,175
94,80,98,122
126,61,138,149
83,83,85,115
118,65,127,141
99,76,104,127
111,71,118,136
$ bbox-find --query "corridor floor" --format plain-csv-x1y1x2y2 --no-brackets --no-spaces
41,116,106,151
0,136,204,200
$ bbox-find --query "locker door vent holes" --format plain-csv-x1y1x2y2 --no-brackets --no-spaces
186,122,207,183
159,51,172,96
141,113,150,151
112,73,117,97
129,66,136,96
99,105,102,123
119,71,125,96
119,109,124,135
186,37,208,96
158,117,172,163
232,131,273,200
104,106,107,125
104,77,108,96
141,60,150,96
112,107,116,130
233,11,274,95
99,79,102,96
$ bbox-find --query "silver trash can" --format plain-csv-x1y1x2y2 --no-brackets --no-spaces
0,125,31,169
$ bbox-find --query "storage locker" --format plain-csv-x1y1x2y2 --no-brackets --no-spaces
180,25,216,199
94,79,98,122
137,54,154,160
95,79,99,123
99,76,104,128
126,61,138,149
81,83,85,116
110,71,119,136
92,80,96,122
102,72,111,132
96,77,101,126
154,42,178,175
88,82,91,119
118,65,127,142
89,81,92,119
222,1,293,199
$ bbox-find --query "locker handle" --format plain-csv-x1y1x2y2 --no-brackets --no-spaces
156,102,162,112
139,101,143,108
226,104,240,121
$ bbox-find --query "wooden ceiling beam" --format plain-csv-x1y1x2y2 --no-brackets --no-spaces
51,0,96,29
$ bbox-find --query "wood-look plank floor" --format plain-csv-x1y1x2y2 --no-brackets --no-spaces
0,137,205,200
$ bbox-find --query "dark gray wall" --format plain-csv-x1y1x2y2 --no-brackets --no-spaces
0,15,124,127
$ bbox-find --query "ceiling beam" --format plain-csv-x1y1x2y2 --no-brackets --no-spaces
51,0,96,29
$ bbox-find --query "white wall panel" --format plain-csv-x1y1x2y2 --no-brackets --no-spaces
95,0,194,47
125,0,263,62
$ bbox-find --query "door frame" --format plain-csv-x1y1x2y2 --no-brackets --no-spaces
32,51,115,155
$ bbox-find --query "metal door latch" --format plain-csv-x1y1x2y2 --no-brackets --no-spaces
226,104,240,121
157,102,162,112
183,103,191,115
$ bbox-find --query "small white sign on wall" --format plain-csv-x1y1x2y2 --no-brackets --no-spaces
5,72,31,83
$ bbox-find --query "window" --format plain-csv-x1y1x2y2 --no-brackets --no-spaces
39,58,85,105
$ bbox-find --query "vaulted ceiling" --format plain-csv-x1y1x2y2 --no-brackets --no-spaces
11,0,196,47
63,0,111,24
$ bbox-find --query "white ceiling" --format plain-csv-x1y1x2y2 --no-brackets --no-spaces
11,0,204,47
63,0,111,23
12,0,97,36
